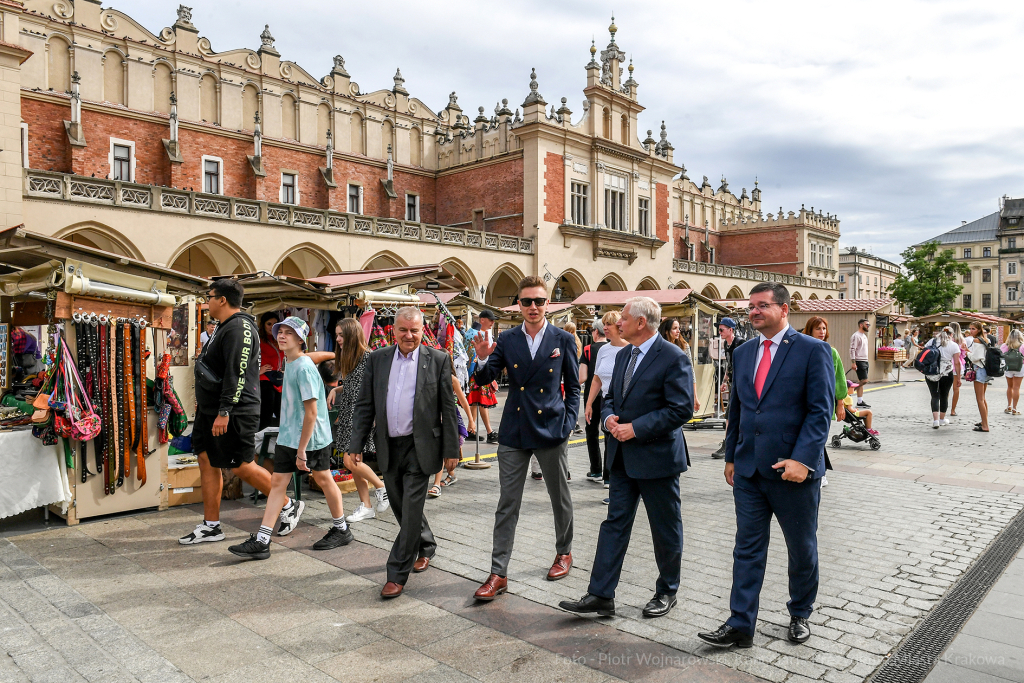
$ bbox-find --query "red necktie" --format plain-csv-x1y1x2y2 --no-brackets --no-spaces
754,339,773,398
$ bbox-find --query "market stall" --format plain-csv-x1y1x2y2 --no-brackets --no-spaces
0,226,208,524
911,311,1023,344
570,289,728,419
790,298,901,382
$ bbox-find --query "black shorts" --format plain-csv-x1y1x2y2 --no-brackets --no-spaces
855,361,869,381
274,444,333,474
192,411,257,469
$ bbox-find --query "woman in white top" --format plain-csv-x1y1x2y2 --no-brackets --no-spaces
948,322,966,416
923,327,961,429
965,322,990,432
1000,329,1024,415
585,310,627,425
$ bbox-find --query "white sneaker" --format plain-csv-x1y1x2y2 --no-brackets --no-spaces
374,487,390,513
277,500,305,536
346,504,376,523
932,420,939,429
940,419,949,426
821,476,829,488
178,523,224,545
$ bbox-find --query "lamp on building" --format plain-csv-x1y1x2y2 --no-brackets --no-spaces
553,285,564,302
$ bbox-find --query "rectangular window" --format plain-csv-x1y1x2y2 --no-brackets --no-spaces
983,268,992,282
839,274,845,283
604,174,627,231
405,193,419,222
202,157,222,194
570,182,589,226
637,197,650,237
964,248,972,258
1010,237,1018,249
839,292,845,299
1011,218,1020,226
280,173,297,205
109,139,135,182
1009,288,1018,302
20,123,28,169
827,246,833,269
347,184,362,213
810,243,817,266
1009,262,1018,276
963,293,972,308
982,293,992,308
983,247,992,258
963,271,971,283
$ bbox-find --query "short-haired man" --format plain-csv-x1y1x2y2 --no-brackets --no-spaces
472,275,580,600
179,279,303,545
712,317,744,459
850,319,871,408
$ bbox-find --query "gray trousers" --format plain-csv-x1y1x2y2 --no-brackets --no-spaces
491,441,573,576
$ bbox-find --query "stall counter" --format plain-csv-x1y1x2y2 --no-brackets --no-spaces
0,429,73,520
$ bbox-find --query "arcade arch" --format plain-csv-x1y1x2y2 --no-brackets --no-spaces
53,224,143,260
273,244,339,279
362,251,408,271
553,269,588,303
485,264,525,308
440,258,479,298
597,273,627,291
701,283,721,300
637,276,659,291
169,235,254,278
726,286,745,300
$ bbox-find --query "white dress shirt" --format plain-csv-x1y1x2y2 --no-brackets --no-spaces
522,318,549,359
604,332,658,430
753,325,791,380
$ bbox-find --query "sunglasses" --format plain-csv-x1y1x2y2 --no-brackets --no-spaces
518,297,547,308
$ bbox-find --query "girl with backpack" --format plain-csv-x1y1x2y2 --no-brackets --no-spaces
922,327,961,429
965,322,990,432
1000,329,1024,415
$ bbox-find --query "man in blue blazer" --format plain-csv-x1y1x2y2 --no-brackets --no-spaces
471,275,581,601
559,296,694,619
698,282,834,648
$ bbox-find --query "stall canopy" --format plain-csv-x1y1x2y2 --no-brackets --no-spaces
572,289,728,313
912,310,1022,327
792,298,894,314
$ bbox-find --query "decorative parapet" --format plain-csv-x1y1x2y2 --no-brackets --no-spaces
559,223,666,264
24,170,534,256
671,258,838,291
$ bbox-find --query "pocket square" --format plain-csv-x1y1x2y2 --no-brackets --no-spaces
550,348,561,358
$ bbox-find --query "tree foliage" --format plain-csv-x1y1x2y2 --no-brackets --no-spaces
887,241,970,316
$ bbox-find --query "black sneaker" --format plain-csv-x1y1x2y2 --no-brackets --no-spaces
531,472,543,480
586,472,603,482
313,526,353,550
228,534,270,560
486,431,499,444
711,442,726,460
857,401,871,409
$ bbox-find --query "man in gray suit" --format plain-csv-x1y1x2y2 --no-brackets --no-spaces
349,307,460,599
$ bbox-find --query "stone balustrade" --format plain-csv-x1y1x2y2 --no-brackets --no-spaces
672,258,838,290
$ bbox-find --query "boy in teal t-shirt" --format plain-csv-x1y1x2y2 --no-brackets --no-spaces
229,317,353,559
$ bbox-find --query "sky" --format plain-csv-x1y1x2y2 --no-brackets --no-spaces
124,0,1024,262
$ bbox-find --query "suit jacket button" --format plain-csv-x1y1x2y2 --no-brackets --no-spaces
514,364,518,368
520,387,524,391
540,389,544,393
755,431,760,436
518,407,520,411
755,410,760,414
549,368,553,372
537,410,542,414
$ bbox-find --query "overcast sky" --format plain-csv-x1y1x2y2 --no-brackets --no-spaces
125,1,1024,261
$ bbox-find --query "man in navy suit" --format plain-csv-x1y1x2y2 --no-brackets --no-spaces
559,296,694,619
471,275,581,601
698,282,834,648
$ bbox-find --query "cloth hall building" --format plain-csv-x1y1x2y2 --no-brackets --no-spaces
0,1,841,306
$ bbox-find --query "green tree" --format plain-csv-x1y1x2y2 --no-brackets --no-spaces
887,241,970,316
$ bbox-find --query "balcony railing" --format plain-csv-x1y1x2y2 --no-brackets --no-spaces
24,170,534,256
672,258,838,290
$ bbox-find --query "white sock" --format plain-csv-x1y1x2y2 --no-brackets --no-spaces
333,517,348,531
204,520,220,528
282,499,293,512
858,399,867,404
256,525,272,544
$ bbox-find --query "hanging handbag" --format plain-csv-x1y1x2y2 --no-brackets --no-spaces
62,339,103,441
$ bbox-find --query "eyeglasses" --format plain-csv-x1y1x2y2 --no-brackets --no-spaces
519,297,547,308
746,302,779,313
206,292,224,300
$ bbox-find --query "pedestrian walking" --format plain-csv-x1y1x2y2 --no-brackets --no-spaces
659,317,701,413
257,312,284,431
179,279,303,546
580,321,608,482
586,311,627,498
327,319,389,523
902,328,921,368
349,307,460,599
559,296,694,619
698,283,833,648
949,322,966,416
1001,329,1023,415
465,310,498,444
921,327,961,428
965,322,991,432
711,318,744,459
849,319,871,408
228,317,351,559
471,275,580,601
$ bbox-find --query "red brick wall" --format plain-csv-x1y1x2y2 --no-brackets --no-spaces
671,221,722,262
655,183,669,241
718,229,799,274
543,152,564,225
23,99,72,173
175,128,254,197
436,156,524,236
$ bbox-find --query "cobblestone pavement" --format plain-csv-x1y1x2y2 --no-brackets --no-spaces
2,370,1022,683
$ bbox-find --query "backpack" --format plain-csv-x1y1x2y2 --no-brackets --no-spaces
1006,347,1023,373
913,339,941,376
985,345,1006,377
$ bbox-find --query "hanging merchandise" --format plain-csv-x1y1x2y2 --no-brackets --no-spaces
152,328,187,445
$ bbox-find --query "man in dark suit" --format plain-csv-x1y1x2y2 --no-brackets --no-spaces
698,282,834,648
559,296,694,619
471,275,581,601
349,307,459,599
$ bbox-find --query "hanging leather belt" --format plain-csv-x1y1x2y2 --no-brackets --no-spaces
114,322,125,489
89,318,104,477
134,323,147,485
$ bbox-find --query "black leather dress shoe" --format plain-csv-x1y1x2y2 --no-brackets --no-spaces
558,593,615,617
788,616,811,643
642,594,677,618
697,624,753,648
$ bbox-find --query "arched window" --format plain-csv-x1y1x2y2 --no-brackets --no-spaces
602,108,611,139
410,127,421,166
200,74,218,124
281,93,297,140
620,114,628,145
241,84,260,131
317,103,331,147
47,36,70,92
350,112,364,154
103,51,124,105
153,63,173,114
381,118,393,159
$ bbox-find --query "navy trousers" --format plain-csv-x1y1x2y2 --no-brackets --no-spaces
727,471,820,635
588,456,683,600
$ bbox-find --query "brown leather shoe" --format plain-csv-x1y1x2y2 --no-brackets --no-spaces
380,582,404,599
547,553,572,581
473,573,507,601
413,556,430,573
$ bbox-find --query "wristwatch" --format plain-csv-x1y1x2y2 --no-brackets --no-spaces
218,410,230,418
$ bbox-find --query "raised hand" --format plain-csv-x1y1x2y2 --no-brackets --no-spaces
473,333,497,361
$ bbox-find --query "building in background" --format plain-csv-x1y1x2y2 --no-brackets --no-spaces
998,196,1024,319
837,247,901,300
916,213,999,314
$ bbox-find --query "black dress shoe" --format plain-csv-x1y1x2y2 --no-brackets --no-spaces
642,594,677,618
558,593,615,617
697,623,753,648
788,616,811,643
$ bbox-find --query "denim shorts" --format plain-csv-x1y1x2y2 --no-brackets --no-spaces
975,367,989,384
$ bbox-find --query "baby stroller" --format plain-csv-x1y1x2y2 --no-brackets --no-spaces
830,408,881,451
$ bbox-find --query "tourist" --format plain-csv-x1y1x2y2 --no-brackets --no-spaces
229,317,351,560
181,280,303,546
712,317,744,459
659,317,701,413
586,310,628,499
902,328,921,368
949,322,966,416
849,319,871,408
471,276,579,601
258,312,284,431
328,319,389,523
1001,329,1023,415
348,307,460,599
802,316,848,423
428,370,473,498
563,321,584,437
923,327,961,429
580,320,608,482
466,310,498,444
965,322,990,432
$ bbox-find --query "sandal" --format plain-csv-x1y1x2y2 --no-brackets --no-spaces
1014,409,1021,415
427,484,441,498
973,425,989,432
1005,407,1013,414
950,411,957,416
440,474,458,487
